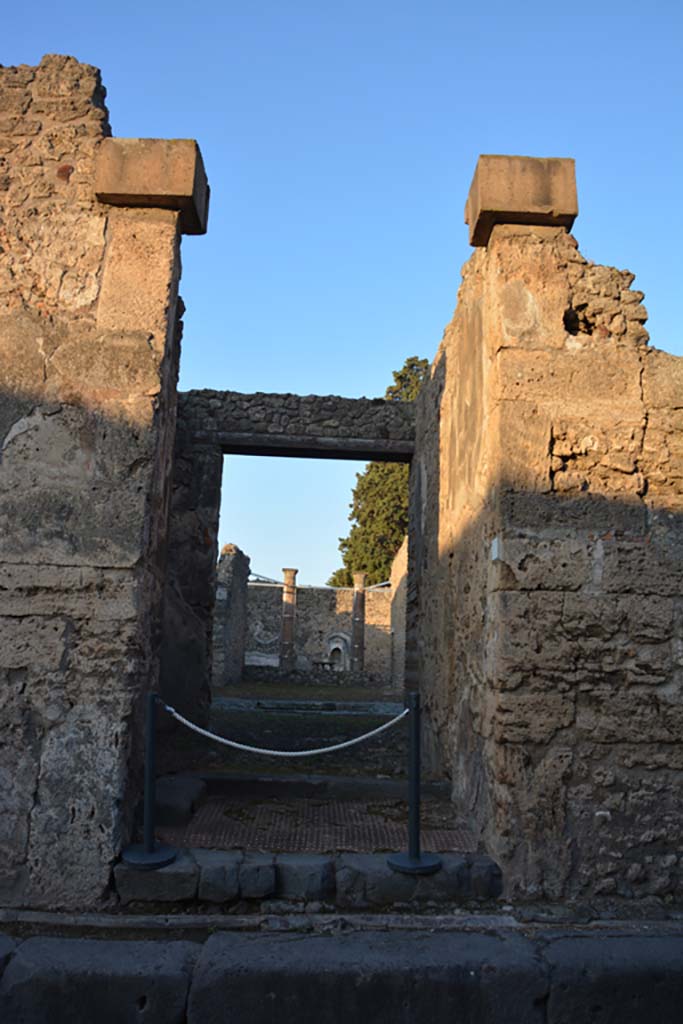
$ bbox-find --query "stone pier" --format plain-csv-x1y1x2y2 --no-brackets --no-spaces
211,545,251,688
413,154,683,901
0,56,208,908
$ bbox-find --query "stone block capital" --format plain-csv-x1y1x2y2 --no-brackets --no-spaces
464,154,577,247
95,137,210,235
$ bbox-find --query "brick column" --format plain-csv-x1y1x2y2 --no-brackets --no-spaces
351,572,367,672
279,568,298,674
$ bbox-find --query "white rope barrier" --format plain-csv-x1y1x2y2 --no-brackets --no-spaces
162,702,409,758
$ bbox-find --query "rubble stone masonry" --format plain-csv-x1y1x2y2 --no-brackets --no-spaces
414,186,683,900
0,56,200,908
178,389,415,460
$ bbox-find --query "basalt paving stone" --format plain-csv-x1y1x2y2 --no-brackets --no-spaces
156,795,475,854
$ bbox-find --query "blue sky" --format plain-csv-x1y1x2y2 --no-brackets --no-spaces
8,3,683,582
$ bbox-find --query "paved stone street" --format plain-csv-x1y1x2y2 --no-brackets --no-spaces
2,919,683,1023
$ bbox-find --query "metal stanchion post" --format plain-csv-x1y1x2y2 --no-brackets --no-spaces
387,690,442,876
121,692,177,870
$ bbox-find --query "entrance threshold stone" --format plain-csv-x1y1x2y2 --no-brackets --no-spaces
113,849,501,909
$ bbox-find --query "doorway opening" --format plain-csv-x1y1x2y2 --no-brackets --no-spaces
154,426,473,865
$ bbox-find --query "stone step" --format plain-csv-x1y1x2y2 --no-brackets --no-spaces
213,695,405,716
113,849,502,910
216,680,400,703
201,772,450,801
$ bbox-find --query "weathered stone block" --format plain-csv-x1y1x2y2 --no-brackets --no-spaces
334,853,370,908
576,693,683,745
413,853,471,902
544,934,683,1024
0,935,15,978
499,491,647,536
494,693,576,744
465,154,577,246
195,849,242,903
492,402,552,491
488,535,590,592
470,855,503,899
275,854,335,901
239,853,275,899
602,537,683,596
114,850,198,904
96,208,180,334
155,774,206,826
188,930,547,1024
0,937,197,1023
495,348,643,410
95,137,209,234
642,348,683,411
336,854,417,908
485,591,567,688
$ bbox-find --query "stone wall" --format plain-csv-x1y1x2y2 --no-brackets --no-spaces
0,56,205,908
414,156,683,901
212,545,250,687
363,590,393,678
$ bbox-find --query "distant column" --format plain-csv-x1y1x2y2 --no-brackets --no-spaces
279,568,298,674
351,572,367,673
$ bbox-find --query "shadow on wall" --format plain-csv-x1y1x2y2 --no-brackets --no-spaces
413,349,683,903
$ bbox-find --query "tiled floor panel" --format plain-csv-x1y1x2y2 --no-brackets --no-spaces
158,795,475,854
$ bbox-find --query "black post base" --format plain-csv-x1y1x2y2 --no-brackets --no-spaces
121,843,177,871
387,852,442,876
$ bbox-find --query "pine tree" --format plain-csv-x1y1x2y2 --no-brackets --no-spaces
327,356,429,586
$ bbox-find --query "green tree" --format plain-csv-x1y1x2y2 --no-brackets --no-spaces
327,356,429,587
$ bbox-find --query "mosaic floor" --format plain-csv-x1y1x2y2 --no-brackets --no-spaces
157,794,475,854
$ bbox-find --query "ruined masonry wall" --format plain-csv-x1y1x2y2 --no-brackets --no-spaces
415,221,683,901
0,57,183,908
